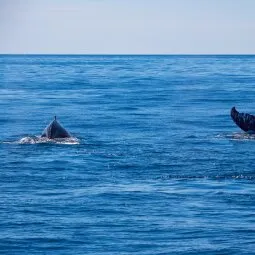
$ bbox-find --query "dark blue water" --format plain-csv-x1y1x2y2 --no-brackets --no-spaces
1,55,255,255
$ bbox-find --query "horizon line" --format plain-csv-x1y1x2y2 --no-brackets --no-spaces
1,53,255,56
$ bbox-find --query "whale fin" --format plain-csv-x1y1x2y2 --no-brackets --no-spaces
231,107,255,133
41,117,71,139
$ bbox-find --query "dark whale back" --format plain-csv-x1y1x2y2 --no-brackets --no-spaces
231,107,255,133
41,117,71,139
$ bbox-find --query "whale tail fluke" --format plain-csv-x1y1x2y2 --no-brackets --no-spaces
231,107,255,133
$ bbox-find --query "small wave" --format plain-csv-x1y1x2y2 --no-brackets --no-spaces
13,136,80,145
158,174,255,181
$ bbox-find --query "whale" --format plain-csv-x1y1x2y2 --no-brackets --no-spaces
41,116,71,139
230,107,255,133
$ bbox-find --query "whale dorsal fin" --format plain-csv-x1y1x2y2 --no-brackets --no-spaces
41,116,71,139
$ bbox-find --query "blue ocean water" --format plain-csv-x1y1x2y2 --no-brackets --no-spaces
1,55,255,255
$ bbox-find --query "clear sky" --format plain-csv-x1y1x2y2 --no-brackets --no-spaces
0,0,255,54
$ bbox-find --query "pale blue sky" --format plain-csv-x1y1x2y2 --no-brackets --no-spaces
0,0,255,54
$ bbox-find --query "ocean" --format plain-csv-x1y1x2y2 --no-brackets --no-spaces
1,55,255,254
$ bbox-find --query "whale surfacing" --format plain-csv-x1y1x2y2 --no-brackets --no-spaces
41,116,71,139
231,107,255,133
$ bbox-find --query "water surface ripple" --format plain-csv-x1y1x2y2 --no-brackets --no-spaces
1,55,255,255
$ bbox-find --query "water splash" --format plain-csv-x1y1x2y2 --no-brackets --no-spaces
216,132,255,141
5,136,80,145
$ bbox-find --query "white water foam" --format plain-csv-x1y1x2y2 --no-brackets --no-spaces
17,136,80,145
216,132,255,141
